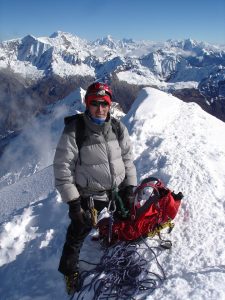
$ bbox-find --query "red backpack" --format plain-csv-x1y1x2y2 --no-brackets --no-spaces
97,177,183,244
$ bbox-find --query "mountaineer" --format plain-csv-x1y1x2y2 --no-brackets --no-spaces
53,81,137,295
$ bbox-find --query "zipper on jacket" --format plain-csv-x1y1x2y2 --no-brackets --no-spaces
102,133,115,189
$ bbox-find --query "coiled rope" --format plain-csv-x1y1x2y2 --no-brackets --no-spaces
71,237,167,300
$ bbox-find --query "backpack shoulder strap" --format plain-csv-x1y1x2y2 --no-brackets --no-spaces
111,117,123,141
64,115,123,147
64,113,85,150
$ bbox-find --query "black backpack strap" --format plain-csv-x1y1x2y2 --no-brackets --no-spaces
64,113,86,151
75,114,86,151
63,115,122,163
111,117,123,141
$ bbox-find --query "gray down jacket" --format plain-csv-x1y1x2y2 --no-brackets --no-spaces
53,112,137,203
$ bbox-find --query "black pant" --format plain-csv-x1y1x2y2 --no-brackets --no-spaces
58,199,109,276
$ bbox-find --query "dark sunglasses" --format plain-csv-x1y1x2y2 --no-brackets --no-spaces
90,100,109,108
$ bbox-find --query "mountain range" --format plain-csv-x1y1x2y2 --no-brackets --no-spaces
0,31,225,138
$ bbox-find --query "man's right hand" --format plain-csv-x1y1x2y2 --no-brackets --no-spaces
68,198,85,225
68,198,92,229
68,198,92,238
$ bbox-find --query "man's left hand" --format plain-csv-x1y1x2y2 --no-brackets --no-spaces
119,185,135,204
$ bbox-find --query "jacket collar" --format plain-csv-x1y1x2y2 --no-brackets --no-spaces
83,111,111,134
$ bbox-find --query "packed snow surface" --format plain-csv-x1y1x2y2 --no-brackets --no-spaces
0,87,225,299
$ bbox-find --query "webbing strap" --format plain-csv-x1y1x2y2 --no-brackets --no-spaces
148,219,174,238
113,189,129,219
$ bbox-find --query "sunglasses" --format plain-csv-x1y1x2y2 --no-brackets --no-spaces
90,100,109,108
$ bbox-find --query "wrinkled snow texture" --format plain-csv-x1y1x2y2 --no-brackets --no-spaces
0,87,225,299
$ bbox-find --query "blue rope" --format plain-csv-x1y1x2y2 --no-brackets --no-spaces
71,239,167,300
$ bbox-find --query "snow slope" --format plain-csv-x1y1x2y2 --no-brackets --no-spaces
124,88,225,299
0,88,225,299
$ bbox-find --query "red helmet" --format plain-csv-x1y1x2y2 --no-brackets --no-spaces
85,82,112,102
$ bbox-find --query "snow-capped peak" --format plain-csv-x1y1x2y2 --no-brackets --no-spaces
49,31,88,47
92,35,118,49
49,31,73,39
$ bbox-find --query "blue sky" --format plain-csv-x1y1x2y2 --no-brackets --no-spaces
0,0,224,44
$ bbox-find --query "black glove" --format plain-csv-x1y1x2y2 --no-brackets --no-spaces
68,198,93,229
125,185,135,204
119,185,135,204
124,185,135,196
68,198,85,225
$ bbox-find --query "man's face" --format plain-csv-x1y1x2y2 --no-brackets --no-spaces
88,100,110,119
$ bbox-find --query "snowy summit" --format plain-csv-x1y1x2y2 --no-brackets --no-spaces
0,87,225,299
